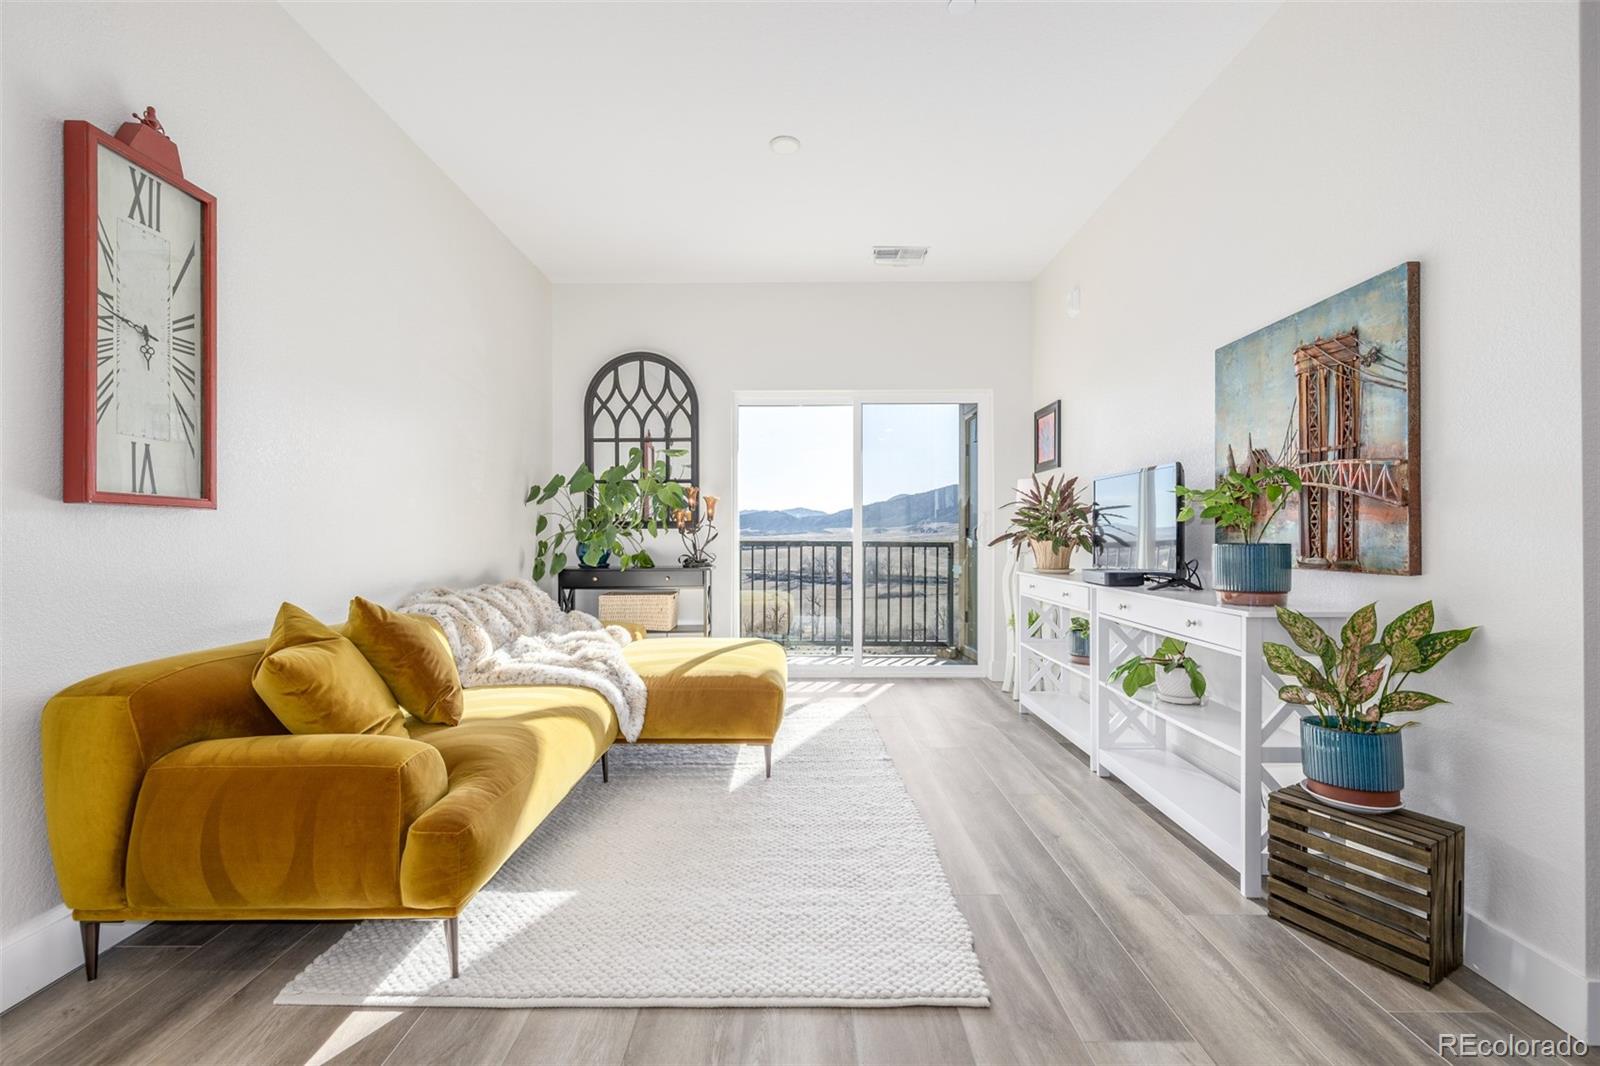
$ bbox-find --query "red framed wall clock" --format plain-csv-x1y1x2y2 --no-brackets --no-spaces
63,108,216,507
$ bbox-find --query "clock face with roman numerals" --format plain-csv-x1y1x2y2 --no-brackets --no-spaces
92,144,205,498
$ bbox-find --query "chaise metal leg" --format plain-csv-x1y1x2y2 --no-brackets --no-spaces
81,921,100,982
764,744,772,779
601,752,609,783
444,917,459,979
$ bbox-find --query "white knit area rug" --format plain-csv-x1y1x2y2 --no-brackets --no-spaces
276,685,989,1008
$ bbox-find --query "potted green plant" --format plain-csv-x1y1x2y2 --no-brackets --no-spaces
990,475,1094,574
526,448,689,579
1267,602,1476,811
1176,454,1302,606
1109,638,1206,705
1068,616,1090,664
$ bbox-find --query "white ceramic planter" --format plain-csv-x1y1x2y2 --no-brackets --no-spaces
1154,663,1202,705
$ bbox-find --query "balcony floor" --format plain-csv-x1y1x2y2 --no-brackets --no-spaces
785,651,976,669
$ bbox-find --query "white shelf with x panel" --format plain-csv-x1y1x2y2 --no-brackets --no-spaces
1014,573,1097,766
1014,570,1347,897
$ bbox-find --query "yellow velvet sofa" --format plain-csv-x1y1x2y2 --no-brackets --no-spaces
41,633,785,980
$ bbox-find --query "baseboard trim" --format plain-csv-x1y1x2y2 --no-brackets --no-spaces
1465,910,1597,1042
0,905,147,1013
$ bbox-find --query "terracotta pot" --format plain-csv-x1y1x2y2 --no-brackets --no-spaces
1029,539,1073,573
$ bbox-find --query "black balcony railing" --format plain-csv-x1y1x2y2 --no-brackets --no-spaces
739,539,957,653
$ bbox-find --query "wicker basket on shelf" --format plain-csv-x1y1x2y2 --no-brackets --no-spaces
598,591,680,633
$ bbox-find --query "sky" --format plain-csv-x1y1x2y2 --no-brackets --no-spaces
737,403,961,513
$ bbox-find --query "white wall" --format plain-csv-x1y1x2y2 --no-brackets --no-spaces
1031,0,1591,1037
0,1,551,1007
550,283,1031,673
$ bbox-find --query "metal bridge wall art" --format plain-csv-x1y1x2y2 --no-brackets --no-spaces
1214,263,1421,576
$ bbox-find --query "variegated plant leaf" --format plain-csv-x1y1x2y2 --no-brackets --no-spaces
1336,639,1360,693
1263,641,1304,676
1275,606,1330,657
1278,685,1317,705
1358,642,1386,673
1378,690,1446,714
1414,627,1477,673
1350,666,1385,704
1342,603,1378,650
1319,639,1339,678
1389,638,1422,673
1263,642,1329,690
1382,601,1434,650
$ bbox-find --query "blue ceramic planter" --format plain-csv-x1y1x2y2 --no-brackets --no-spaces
1213,542,1292,605
1300,718,1405,793
1069,630,1090,661
575,549,612,569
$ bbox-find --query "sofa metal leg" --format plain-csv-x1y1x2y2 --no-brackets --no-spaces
601,752,609,783
444,917,459,979
80,921,100,982
764,744,772,779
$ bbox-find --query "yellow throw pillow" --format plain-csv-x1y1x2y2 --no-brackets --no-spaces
252,603,408,736
346,596,465,726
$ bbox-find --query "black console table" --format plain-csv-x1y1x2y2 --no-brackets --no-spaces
556,566,713,636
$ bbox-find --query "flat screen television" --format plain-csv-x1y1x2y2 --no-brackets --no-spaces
1091,462,1184,576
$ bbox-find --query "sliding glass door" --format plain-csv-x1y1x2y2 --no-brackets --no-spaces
736,393,984,675
861,402,974,666
736,404,854,662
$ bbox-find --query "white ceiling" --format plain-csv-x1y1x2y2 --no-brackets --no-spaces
286,1,1276,283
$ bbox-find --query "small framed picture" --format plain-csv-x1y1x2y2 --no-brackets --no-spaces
1033,400,1061,472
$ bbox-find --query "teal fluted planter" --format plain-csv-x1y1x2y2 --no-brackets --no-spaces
1069,631,1089,661
1300,718,1405,793
1213,542,1292,605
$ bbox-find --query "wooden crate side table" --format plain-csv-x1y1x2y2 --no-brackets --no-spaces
1266,784,1464,986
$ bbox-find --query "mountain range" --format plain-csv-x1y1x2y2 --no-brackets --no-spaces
740,483,958,534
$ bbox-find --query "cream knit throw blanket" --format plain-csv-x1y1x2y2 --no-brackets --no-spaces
399,579,647,742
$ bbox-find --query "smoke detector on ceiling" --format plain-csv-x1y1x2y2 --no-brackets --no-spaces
872,246,929,267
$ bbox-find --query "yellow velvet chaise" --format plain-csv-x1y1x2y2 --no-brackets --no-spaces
41,633,785,980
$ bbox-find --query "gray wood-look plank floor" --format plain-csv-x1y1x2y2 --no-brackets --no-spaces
3,679,1588,1066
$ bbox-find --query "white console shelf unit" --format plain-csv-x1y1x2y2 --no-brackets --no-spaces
1013,570,1345,897
1015,573,1095,762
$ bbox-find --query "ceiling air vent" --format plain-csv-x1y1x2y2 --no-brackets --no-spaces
872,245,929,267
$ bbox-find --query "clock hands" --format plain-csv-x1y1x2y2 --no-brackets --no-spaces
110,312,160,368
110,311,160,341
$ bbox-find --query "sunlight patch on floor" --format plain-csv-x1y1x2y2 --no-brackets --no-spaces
303,1009,407,1066
727,683,895,792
